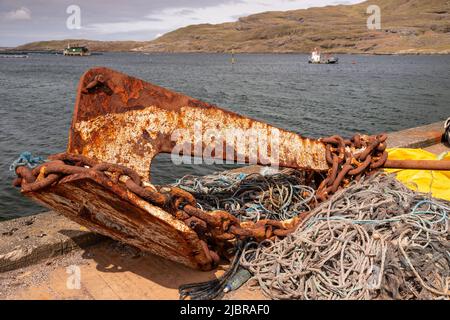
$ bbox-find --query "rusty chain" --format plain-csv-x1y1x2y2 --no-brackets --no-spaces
317,133,388,201
13,152,300,263
13,133,388,263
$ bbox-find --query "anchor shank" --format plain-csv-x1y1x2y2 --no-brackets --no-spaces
68,67,328,181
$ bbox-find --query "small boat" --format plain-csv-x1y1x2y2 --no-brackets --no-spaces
63,44,91,56
308,48,338,64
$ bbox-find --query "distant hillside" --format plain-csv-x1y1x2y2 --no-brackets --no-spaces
141,0,450,54
14,39,147,52
14,0,450,54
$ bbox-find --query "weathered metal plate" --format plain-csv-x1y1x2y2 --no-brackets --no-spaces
69,67,328,181
25,174,212,270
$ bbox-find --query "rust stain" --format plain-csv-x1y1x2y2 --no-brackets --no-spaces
69,67,329,181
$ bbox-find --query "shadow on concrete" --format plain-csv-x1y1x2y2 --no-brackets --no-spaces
59,230,220,291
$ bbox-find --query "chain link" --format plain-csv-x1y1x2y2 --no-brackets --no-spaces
13,152,300,261
317,133,388,201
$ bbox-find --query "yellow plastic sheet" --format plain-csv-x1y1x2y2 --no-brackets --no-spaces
385,148,450,201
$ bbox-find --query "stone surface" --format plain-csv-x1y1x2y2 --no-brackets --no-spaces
387,121,444,149
0,240,265,300
0,212,104,273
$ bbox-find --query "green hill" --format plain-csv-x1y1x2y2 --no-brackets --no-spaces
14,0,450,54
140,0,450,54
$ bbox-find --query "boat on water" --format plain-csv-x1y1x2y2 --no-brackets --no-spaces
63,44,91,56
308,48,338,64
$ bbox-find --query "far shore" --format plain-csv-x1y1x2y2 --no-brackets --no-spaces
1,48,450,56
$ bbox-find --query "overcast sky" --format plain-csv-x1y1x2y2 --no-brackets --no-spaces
0,0,364,47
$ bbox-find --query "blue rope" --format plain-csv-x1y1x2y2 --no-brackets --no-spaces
9,152,45,171
304,199,449,229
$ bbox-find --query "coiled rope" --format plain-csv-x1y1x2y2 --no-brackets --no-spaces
240,173,449,300
174,169,317,222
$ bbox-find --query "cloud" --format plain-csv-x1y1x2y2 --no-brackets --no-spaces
331,1,353,4
4,7,32,21
0,0,365,46
85,0,363,35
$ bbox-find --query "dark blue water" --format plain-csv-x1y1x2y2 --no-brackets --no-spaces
1,53,449,219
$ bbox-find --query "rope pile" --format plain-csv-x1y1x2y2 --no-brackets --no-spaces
174,169,316,222
241,173,450,300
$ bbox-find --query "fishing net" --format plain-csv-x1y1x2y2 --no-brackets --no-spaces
174,168,317,299
174,169,449,300
173,168,316,222
239,173,450,300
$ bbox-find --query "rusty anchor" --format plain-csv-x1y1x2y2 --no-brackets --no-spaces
13,67,450,271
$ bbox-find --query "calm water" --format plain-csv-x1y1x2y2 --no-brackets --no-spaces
0,53,449,219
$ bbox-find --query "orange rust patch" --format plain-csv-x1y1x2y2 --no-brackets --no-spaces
69,67,328,182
